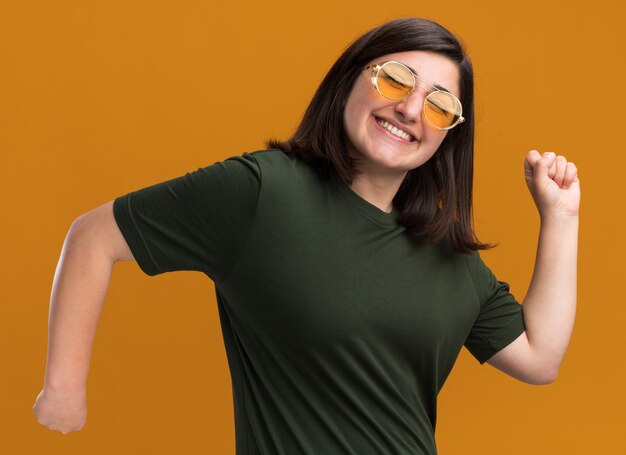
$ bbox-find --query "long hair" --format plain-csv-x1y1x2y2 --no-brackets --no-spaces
265,17,497,255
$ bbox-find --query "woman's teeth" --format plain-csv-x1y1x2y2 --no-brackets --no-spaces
375,117,414,142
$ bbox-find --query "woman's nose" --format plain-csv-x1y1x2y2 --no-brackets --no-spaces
394,85,430,123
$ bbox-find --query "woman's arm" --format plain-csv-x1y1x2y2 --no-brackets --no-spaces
487,215,578,384
485,151,580,384
33,201,134,433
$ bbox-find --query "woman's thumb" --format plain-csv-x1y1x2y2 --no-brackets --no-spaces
524,150,542,182
525,150,554,182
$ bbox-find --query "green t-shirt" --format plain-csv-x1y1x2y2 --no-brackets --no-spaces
113,148,526,454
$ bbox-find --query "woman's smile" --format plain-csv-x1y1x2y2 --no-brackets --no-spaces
371,115,417,145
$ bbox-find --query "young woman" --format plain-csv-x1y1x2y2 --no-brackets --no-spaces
34,17,580,454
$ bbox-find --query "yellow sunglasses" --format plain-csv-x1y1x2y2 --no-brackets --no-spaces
363,60,465,131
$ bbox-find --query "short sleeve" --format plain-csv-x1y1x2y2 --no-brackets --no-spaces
112,152,261,281
463,251,526,365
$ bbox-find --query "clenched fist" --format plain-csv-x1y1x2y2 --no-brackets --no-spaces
33,386,87,435
524,150,581,221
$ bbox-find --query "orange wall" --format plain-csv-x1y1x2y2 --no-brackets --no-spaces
4,0,624,454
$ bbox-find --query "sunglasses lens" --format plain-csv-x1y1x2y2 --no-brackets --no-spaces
377,62,414,99
375,62,463,129
424,92,463,129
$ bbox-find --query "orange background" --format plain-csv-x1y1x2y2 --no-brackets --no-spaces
3,0,624,453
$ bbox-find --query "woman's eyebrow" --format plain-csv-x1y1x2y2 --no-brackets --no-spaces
404,63,451,94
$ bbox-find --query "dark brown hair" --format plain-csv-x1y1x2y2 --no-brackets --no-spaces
265,17,497,255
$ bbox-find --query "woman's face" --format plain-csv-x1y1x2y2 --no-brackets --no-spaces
343,50,461,176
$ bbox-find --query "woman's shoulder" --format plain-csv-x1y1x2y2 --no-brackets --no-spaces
242,148,327,180
244,148,296,163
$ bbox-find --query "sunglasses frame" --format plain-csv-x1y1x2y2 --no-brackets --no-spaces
362,60,466,131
